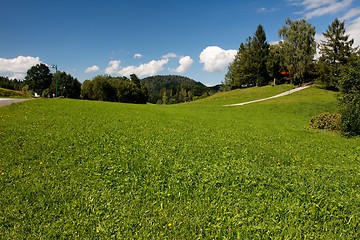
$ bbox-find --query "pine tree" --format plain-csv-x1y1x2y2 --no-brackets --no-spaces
318,18,356,89
252,25,270,86
223,25,270,90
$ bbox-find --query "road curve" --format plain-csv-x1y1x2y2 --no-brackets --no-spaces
224,85,311,107
0,98,32,107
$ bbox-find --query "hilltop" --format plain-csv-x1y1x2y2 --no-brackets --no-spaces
141,75,219,104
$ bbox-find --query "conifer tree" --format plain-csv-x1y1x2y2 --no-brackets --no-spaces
318,18,356,89
252,25,270,86
223,25,270,90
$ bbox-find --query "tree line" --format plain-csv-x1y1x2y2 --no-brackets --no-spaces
223,18,357,90
223,18,359,136
1,65,214,105
81,74,148,104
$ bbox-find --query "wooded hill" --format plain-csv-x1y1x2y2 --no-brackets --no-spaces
141,75,218,104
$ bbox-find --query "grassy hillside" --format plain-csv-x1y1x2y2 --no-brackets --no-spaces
0,86,359,239
0,87,30,98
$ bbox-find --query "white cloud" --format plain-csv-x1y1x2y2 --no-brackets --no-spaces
347,16,360,47
340,7,360,20
119,59,169,78
199,46,237,72
162,52,177,59
0,56,41,79
174,56,193,73
133,53,143,59
85,65,100,73
9,73,26,80
105,60,121,75
257,7,278,13
291,0,353,19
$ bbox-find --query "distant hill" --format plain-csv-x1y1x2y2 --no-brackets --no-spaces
141,75,218,104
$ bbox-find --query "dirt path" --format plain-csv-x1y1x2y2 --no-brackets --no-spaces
224,85,311,107
0,98,32,107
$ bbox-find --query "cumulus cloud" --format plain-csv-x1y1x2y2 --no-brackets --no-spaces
133,53,143,59
162,52,177,59
199,46,237,72
0,56,41,79
85,65,100,73
105,60,121,75
119,59,169,78
174,56,194,73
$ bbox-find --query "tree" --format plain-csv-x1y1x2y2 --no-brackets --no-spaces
252,24,270,86
50,71,81,98
223,25,270,90
81,80,94,99
130,74,141,88
337,53,360,136
81,75,148,104
223,38,255,89
23,63,52,95
279,18,316,85
318,18,357,90
266,43,285,84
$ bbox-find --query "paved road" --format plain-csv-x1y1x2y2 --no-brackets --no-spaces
224,85,311,107
0,98,32,107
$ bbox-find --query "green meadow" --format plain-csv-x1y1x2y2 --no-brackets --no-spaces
1,85,359,239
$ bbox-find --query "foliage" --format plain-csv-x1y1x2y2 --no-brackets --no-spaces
266,43,286,83
224,25,270,90
279,18,316,85
337,54,360,136
81,75,147,104
0,77,24,90
317,18,357,90
1,86,359,239
23,63,53,95
141,75,212,104
310,112,341,131
49,71,81,98
252,25,270,86
223,40,251,90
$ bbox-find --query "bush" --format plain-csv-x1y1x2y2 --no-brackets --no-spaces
310,112,341,131
337,55,360,137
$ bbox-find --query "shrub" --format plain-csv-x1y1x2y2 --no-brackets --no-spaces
310,112,341,131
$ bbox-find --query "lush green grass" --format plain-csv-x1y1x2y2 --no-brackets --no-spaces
0,88,30,98
1,86,359,239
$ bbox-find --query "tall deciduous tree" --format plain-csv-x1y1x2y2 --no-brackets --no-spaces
23,63,52,95
318,18,356,89
50,71,81,98
279,18,316,85
266,43,285,83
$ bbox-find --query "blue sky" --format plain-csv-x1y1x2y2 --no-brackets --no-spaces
1,0,359,86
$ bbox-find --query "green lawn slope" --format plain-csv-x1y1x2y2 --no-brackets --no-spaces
0,85,359,239
0,87,30,98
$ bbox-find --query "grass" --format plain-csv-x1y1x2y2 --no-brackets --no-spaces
0,88,31,98
0,85,359,239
